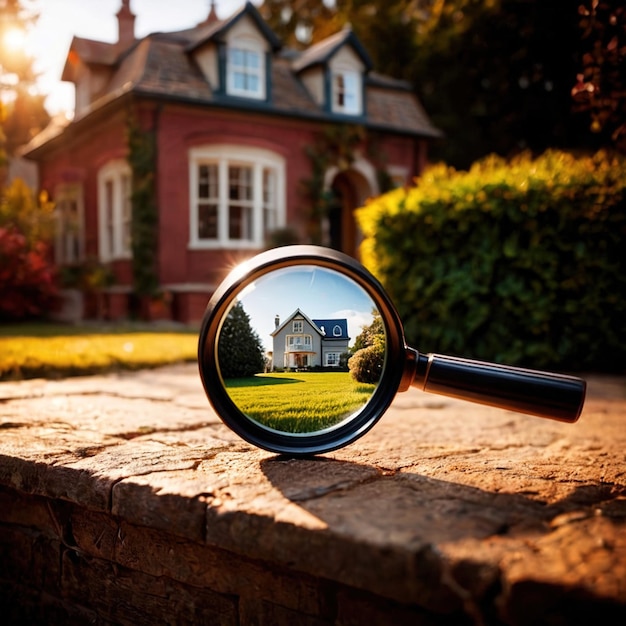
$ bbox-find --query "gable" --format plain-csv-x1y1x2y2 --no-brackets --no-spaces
192,12,274,93
328,45,366,75
271,308,323,338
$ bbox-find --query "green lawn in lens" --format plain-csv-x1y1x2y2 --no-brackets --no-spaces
224,371,376,433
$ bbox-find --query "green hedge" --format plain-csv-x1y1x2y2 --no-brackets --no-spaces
357,150,626,372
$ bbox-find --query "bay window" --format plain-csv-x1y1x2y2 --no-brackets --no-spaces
189,146,285,249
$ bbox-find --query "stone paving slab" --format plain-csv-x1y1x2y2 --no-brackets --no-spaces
1,364,625,623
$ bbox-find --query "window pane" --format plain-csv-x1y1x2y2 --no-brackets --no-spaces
229,166,252,200
228,204,253,240
199,203,218,239
234,72,246,90
246,50,260,69
199,164,218,198
231,48,243,66
335,74,345,107
199,165,209,198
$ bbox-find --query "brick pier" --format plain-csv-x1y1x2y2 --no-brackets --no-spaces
1,364,624,625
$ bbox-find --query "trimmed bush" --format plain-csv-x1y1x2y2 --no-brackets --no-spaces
357,150,626,372
349,342,384,384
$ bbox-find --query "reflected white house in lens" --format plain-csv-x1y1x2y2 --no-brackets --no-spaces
270,308,350,370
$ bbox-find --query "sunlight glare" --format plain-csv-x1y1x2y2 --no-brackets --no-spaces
3,26,26,53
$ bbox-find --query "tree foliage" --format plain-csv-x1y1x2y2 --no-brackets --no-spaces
351,308,384,353
0,177,57,320
259,0,336,47
218,301,266,378
261,0,624,167
0,0,50,159
572,0,626,153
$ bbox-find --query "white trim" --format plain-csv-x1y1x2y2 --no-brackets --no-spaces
189,145,286,250
97,159,132,262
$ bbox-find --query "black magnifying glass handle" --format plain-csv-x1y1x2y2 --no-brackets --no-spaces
403,348,586,423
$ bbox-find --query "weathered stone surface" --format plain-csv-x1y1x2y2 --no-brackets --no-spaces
1,364,625,624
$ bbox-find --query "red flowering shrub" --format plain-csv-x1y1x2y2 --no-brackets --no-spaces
0,226,59,320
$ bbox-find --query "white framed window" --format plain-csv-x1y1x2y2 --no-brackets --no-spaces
54,184,84,265
332,70,361,115
325,352,341,367
227,45,265,99
332,324,342,337
286,334,311,350
293,320,303,333
98,160,132,261
189,145,286,249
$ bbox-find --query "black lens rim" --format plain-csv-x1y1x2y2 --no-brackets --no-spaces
197,245,407,455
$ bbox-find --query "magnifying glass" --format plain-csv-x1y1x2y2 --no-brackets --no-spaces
198,245,586,456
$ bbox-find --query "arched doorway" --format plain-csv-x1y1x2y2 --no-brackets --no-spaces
324,160,378,259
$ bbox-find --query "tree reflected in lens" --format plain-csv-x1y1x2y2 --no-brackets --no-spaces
217,265,385,434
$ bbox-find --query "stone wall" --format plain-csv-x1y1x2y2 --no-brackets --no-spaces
1,365,625,625
2,486,439,625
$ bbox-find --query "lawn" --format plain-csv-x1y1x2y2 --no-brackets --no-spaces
0,322,198,381
224,371,376,433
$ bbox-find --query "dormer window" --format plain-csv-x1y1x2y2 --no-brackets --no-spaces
227,45,265,99
332,69,361,115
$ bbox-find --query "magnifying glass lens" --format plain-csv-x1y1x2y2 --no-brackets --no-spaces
217,265,383,435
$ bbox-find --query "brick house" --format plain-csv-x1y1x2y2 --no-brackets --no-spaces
271,308,350,370
23,0,441,323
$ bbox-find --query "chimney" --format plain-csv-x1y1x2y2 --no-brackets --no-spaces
116,0,136,50
199,0,219,26
274,315,280,329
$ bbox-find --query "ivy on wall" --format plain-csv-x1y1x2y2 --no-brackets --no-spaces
126,116,159,297
303,124,392,245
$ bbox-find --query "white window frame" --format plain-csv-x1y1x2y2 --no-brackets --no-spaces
325,352,341,367
54,184,85,265
227,43,265,100
293,320,303,333
97,159,132,262
189,145,286,250
331,69,362,115
332,324,342,337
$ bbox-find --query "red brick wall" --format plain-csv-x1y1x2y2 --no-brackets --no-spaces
34,100,426,322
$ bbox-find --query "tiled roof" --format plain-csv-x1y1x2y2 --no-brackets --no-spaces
49,3,441,139
312,319,350,340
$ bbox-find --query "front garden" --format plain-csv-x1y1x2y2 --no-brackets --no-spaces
0,323,198,381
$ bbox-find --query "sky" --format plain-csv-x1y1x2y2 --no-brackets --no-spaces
235,265,376,352
24,0,247,115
